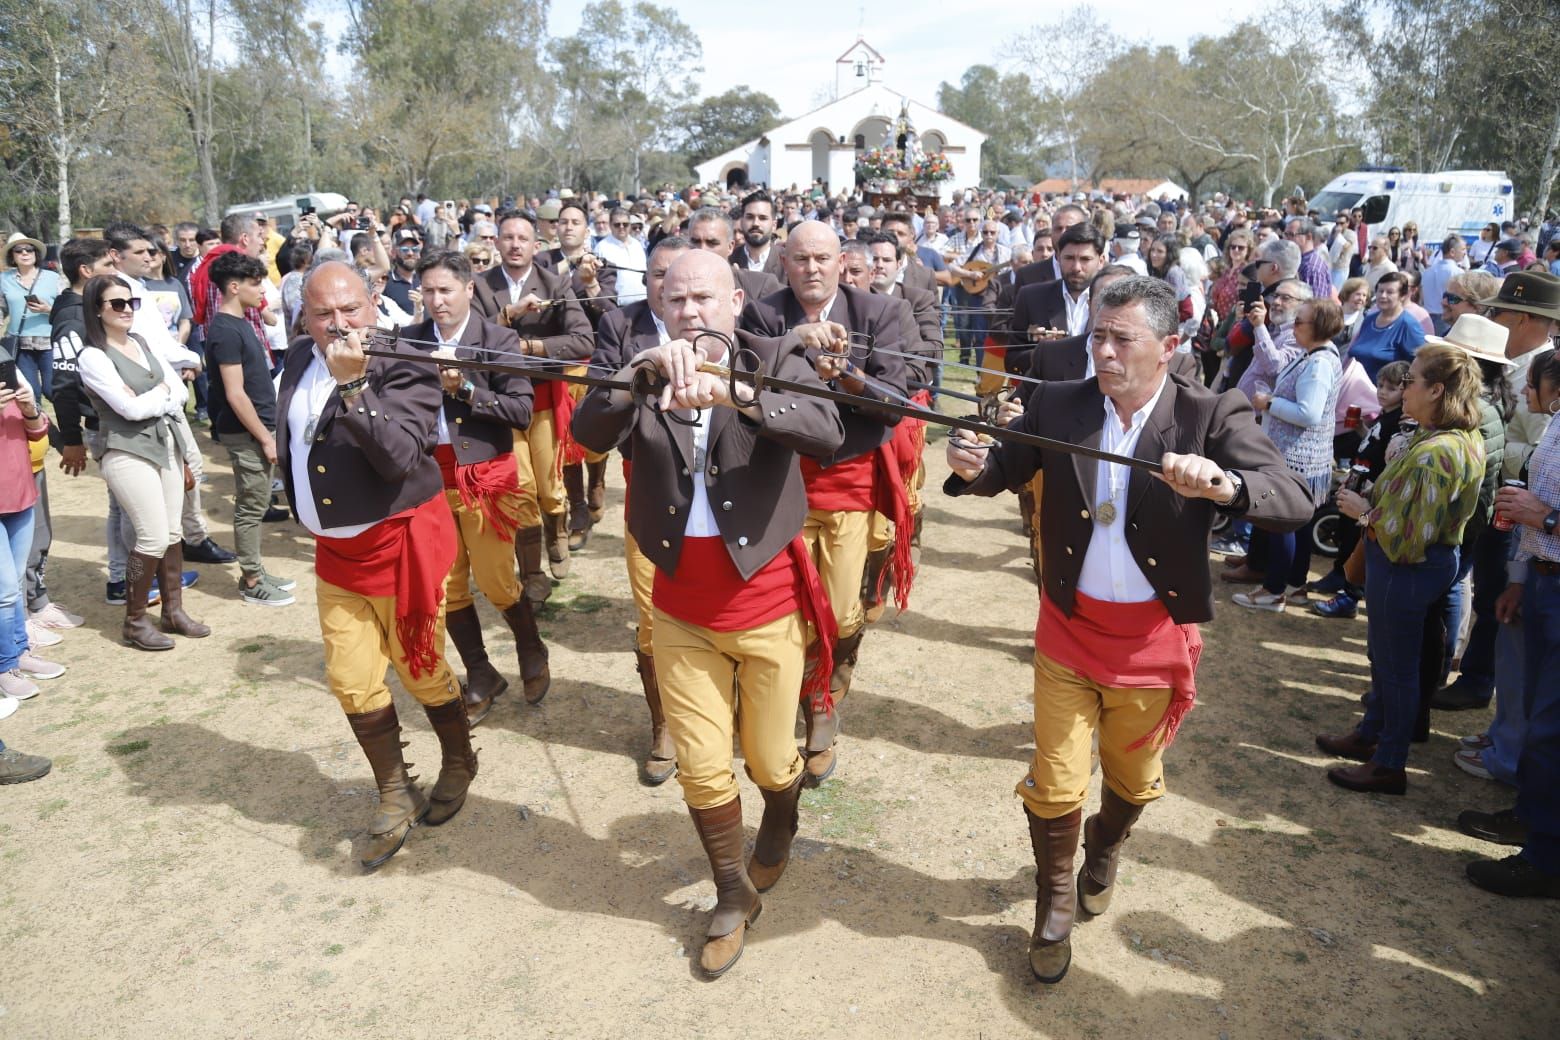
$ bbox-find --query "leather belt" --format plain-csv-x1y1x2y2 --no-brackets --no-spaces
1534,559,1560,576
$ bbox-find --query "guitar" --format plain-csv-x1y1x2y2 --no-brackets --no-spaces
953,257,1019,295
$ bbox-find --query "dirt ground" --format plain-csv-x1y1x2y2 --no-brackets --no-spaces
3,403,1556,1040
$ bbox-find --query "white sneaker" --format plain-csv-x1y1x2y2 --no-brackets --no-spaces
26,619,63,648
1232,589,1286,612
1453,747,1494,780
0,694,19,720
0,669,40,700
30,603,84,629
16,653,65,680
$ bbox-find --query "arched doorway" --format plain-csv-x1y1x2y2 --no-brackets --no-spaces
723,164,749,190
810,129,832,185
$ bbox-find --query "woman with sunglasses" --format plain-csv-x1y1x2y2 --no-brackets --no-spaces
1209,228,1254,319
2,234,62,400
75,275,211,651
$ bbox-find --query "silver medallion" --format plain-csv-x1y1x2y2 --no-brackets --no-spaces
1095,500,1118,526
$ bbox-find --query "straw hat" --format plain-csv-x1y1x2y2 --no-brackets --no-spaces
4,232,46,267
1425,313,1512,366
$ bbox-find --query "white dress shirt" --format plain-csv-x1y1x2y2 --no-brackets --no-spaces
1062,285,1090,337
683,405,720,537
501,265,530,305
1076,377,1168,603
431,316,469,445
595,234,646,303
288,347,375,540
745,244,773,272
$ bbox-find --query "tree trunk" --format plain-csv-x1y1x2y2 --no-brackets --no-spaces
1530,101,1560,223
56,151,72,243
302,98,315,193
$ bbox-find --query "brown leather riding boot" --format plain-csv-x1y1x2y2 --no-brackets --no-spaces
157,542,210,638
443,605,508,727
636,648,676,785
689,798,761,978
1027,807,1082,984
748,774,804,893
860,546,892,624
830,626,865,701
123,550,174,651
586,459,607,522
803,703,839,786
563,463,591,551
1017,485,1037,539
422,697,478,826
544,512,571,579
501,598,551,704
1077,788,1144,917
515,525,551,605
346,705,429,870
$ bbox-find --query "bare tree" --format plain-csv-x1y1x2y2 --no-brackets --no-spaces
1008,5,1121,191
142,0,225,224
0,0,131,239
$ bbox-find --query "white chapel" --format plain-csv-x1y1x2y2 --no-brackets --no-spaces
692,39,986,202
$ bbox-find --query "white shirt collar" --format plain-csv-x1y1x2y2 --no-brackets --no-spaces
809,292,838,324
435,315,470,344
1103,374,1169,435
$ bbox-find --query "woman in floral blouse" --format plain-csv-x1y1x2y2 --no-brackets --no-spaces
1315,343,1486,794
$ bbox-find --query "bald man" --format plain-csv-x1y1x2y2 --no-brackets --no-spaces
742,220,909,785
276,261,474,871
574,249,845,978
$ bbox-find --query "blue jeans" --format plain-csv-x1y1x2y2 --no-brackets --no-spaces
1517,570,1560,873
1485,620,1526,786
952,288,987,366
1433,544,1479,685
1,507,36,672
1358,541,1459,769
1261,513,1320,595
1453,525,1512,693
16,348,51,400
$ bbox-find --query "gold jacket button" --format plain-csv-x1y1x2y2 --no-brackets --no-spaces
722,501,733,510
1066,546,1073,555
322,497,333,506
660,539,671,548
455,416,463,425
1168,590,1179,597
315,465,326,474
667,505,676,514
1147,557,1157,567
1080,509,1090,519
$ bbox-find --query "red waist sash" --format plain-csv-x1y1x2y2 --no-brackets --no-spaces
653,534,837,713
314,495,457,679
1036,590,1203,750
802,451,875,511
434,444,522,542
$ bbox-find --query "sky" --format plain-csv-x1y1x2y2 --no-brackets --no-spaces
547,0,1273,119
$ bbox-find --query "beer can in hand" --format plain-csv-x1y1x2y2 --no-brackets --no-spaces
1344,405,1363,429
1494,479,1526,532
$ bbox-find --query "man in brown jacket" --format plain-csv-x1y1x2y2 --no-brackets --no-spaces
946,276,1312,984
574,250,845,978
472,210,593,602
741,220,910,786
407,250,549,727
277,261,475,871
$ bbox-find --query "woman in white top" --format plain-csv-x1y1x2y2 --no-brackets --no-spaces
76,276,210,651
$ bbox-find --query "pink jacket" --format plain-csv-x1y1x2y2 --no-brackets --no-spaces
0,400,48,514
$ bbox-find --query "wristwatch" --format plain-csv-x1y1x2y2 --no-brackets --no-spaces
1544,508,1559,536
1219,469,1246,508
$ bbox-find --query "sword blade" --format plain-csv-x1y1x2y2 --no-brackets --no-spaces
362,347,635,391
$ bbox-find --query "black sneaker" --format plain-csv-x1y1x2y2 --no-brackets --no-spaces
1457,807,1528,846
1466,854,1560,898
262,505,290,523
1306,571,1350,595
1431,676,1494,712
183,538,238,564
105,580,128,606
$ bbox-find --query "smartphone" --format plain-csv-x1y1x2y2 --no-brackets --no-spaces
1239,281,1263,307
25,293,39,305
0,358,16,391
357,216,372,230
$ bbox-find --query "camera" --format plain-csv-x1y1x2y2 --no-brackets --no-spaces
357,216,372,230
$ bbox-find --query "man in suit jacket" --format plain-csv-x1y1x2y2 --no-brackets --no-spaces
1003,223,1107,376
588,235,685,786
729,189,786,278
946,276,1311,985
1010,203,1089,292
472,210,593,601
406,250,548,729
742,220,909,785
533,200,618,553
574,249,845,978
687,207,781,302
276,260,470,870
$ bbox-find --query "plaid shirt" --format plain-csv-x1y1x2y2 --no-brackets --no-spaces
1514,414,1560,568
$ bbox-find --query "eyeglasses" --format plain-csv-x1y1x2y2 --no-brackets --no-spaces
12,245,35,254
397,244,422,252
1442,292,1465,305
611,222,630,229
103,297,141,313
1274,293,1305,304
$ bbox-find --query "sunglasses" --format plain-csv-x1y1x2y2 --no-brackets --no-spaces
12,245,36,254
397,243,422,252
103,297,142,313
611,222,630,229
